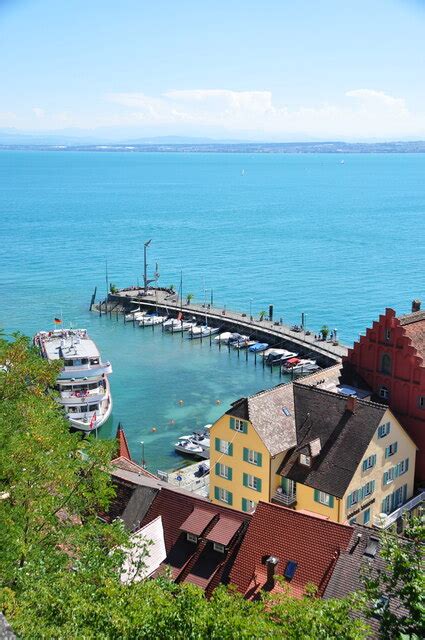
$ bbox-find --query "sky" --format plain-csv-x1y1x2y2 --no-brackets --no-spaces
1,0,425,141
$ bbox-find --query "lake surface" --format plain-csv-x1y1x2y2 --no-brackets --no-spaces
1,151,424,469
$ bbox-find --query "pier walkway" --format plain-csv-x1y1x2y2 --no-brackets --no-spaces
106,288,347,366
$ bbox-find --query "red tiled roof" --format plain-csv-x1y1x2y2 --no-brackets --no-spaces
110,456,158,479
180,508,215,536
400,317,425,363
139,488,250,596
116,424,132,461
205,516,243,546
229,501,353,599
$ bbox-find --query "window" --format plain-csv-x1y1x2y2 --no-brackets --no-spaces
385,329,391,342
372,595,389,619
214,486,233,505
418,396,425,409
243,473,262,492
215,463,232,480
187,533,198,543
284,561,298,580
381,353,392,375
349,517,357,525
215,438,233,456
362,454,377,471
381,484,407,514
347,489,359,509
385,442,398,458
363,480,375,497
363,508,371,525
243,447,262,466
282,407,291,416
377,422,391,438
213,542,225,553
299,454,311,466
383,467,395,485
242,498,257,512
314,489,334,507
397,458,409,476
379,386,389,400
230,417,247,434
88,403,98,411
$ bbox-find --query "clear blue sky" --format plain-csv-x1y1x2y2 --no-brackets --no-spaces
1,0,424,140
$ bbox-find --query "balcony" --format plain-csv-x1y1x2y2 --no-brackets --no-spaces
272,489,297,507
373,491,424,529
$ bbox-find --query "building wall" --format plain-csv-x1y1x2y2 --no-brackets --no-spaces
342,409,416,525
346,307,425,480
209,413,272,512
291,408,416,525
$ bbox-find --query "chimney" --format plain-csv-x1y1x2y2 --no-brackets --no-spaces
412,299,421,313
346,395,357,413
265,556,279,585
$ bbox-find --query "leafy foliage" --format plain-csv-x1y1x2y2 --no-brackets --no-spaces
362,516,425,639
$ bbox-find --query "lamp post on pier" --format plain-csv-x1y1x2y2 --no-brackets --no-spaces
143,239,152,293
140,440,146,469
249,298,253,322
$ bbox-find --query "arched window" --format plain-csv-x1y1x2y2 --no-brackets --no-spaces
381,353,392,375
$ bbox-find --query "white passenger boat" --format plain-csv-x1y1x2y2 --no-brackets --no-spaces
33,328,112,432
139,315,167,326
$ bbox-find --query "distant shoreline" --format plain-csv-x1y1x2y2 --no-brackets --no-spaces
1,141,425,154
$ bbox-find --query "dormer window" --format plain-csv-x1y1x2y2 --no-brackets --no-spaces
299,454,311,466
213,542,225,553
379,386,389,400
186,533,198,543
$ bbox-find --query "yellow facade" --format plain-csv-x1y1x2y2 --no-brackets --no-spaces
209,413,287,512
289,409,417,525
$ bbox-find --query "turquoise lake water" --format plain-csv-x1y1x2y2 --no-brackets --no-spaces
1,151,425,470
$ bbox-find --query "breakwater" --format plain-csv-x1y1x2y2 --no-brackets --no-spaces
97,288,347,368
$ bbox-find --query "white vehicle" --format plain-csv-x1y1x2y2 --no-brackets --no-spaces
33,329,112,432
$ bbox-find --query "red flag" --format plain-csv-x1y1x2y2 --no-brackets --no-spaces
54,318,62,324
89,412,97,430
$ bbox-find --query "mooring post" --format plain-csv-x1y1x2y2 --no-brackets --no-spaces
254,352,257,365
245,348,248,362
237,346,240,359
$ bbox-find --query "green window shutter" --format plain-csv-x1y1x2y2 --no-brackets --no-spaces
242,497,247,512
230,417,235,431
328,495,334,508
257,452,262,467
372,454,377,466
215,462,220,476
228,443,233,456
371,480,375,493
256,478,262,493
243,447,249,462
362,460,367,472
346,494,352,509
406,458,409,472
227,491,233,506
243,473,248,488
215,437,220,452
385,446,389,458
214,486,220,501
314,489,320,503
228,467,232,481
394,441,398,454
243,421,248,434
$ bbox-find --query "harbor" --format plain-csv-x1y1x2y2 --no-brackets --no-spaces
96,286,347,368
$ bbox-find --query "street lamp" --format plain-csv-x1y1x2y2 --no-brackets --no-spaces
143,239,152,292
249,298,253,322
140,440,145,469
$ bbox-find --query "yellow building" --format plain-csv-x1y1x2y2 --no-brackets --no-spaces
279,384,417,527
209,382,296,512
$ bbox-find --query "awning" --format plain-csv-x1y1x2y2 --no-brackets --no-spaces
179,508,216,536
205,516,242,546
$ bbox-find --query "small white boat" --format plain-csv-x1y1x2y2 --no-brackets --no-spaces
215,331,233,343
283,358,319,374
139,315,167,327
126,311,146,322
124,307,141,321
188,326,219,339
163,319,195,332
266,350,298,366
174,438,205,458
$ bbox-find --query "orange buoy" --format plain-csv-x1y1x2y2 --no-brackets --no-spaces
178,399,184,406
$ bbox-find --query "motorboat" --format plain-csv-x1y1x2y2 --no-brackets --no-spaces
266,350,298,366
33,328,112,432
215,332,233,343
188,326,220,339
248,342,269,352
232,339,256,349
126,311,146,322
125,307,144,321
283,358,319,374
163,319,195,332
174,438,207,458
139,315,167,326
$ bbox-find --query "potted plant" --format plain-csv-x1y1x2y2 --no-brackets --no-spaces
321,325,329,340
109,283,118,294
186,293,194,305
259,310,266,321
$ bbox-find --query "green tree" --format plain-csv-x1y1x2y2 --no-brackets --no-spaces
362,516,425,639
320,325,329,340
259,310,266,321
186,293,194,304
109,283,119,294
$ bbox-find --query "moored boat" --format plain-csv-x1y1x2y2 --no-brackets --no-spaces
248,342,269,352
188,326,220,339
33,328,112,432
139,314,167,326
